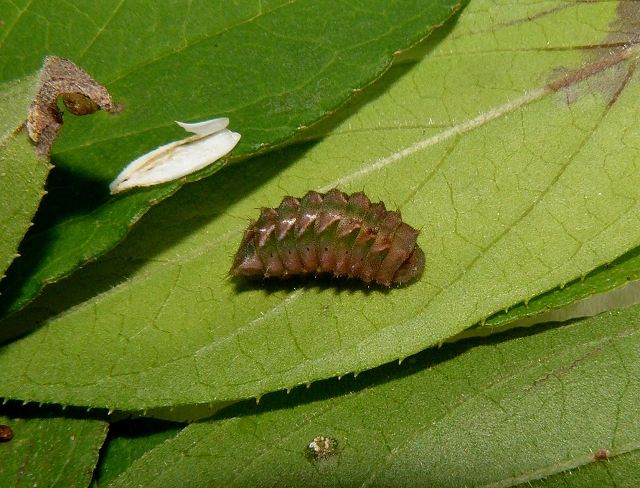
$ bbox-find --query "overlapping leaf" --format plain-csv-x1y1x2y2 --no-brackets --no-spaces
0,0,460,317
0,403,108,488
483,245,640,330
93,418,184,487
105,303,640,487
0,72,49,280
0,0,639,411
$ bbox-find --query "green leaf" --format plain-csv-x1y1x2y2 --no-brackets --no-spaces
1,0,640,410
0,72,49,281
93,418,184,487
106,303,640,487
0,0,461,317
0,403,108,488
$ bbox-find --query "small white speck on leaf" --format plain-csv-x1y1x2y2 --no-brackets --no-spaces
109,117,241,194
306,436,339,461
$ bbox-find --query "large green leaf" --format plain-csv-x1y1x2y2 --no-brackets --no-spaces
0,403,108,488
0,72,49,281
1,0,639,410
0,0,460,317
105,303,640,487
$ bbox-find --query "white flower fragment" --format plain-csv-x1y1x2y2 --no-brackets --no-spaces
109,117,241,194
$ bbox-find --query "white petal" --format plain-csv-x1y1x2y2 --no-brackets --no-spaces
109,128,241,194
176,117,229,136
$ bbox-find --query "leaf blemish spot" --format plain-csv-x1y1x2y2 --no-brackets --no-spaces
306,436,339,461
0,424,14,442
593,449,610,461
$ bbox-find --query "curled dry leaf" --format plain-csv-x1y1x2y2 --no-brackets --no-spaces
109,117,241,194
25,56,119,157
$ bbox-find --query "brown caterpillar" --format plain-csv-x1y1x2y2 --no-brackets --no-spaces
230,189,425,286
